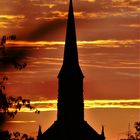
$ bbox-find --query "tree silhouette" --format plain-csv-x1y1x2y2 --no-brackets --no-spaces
0,35,27,70
0,130,11,140
120,121,140,140
134,122,140,139
0,77,40,119
0,130,35,140
0,35,39,137
0,35,39,118
0,35,16,56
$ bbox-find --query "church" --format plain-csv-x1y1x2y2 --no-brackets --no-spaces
39,0,105,139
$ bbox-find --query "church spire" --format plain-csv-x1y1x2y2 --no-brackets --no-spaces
58,0,83,78
64,0,78,65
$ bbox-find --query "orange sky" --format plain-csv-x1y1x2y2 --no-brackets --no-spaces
0,0,140,139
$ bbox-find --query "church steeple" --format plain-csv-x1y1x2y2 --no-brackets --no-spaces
58,0,84,78
41,1,105,139
57,0,84,122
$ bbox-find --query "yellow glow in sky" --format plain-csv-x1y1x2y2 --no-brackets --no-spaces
7,39,140,47
0,15,25,19
8,99,140,113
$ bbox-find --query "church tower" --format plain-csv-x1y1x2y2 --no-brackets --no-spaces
57,0,84,123
41,0,105,139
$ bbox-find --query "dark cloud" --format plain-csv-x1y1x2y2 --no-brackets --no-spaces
0,0,139,41
0,47,29,71
76,19,139,40
24,19,66,41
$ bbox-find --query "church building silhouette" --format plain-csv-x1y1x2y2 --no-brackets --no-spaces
40,0,105,139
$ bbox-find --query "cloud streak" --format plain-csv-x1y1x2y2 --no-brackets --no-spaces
9,99,140,113
0,0,139,41
6,121,36,124
7,39,140,47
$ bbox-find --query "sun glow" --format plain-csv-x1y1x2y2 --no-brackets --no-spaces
0,15,25,19
6,121,36,124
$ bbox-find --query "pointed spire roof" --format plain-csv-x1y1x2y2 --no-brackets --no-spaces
64,0,78,65
101,126,105,139
37,125,42,140
58,0,84,78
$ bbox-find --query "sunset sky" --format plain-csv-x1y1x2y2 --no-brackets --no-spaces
0,0,140,139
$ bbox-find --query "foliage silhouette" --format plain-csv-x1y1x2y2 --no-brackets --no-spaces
0,35,39,118
120,121,140,140
0,77,40,119
0,35,27,70
0,35,39,133
134,122,140,140
0,130,35,140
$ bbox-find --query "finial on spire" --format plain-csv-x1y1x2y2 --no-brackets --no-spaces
101,125,105,139
37,125,42,140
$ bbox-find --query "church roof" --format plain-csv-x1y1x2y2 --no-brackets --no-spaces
41,121,104,140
